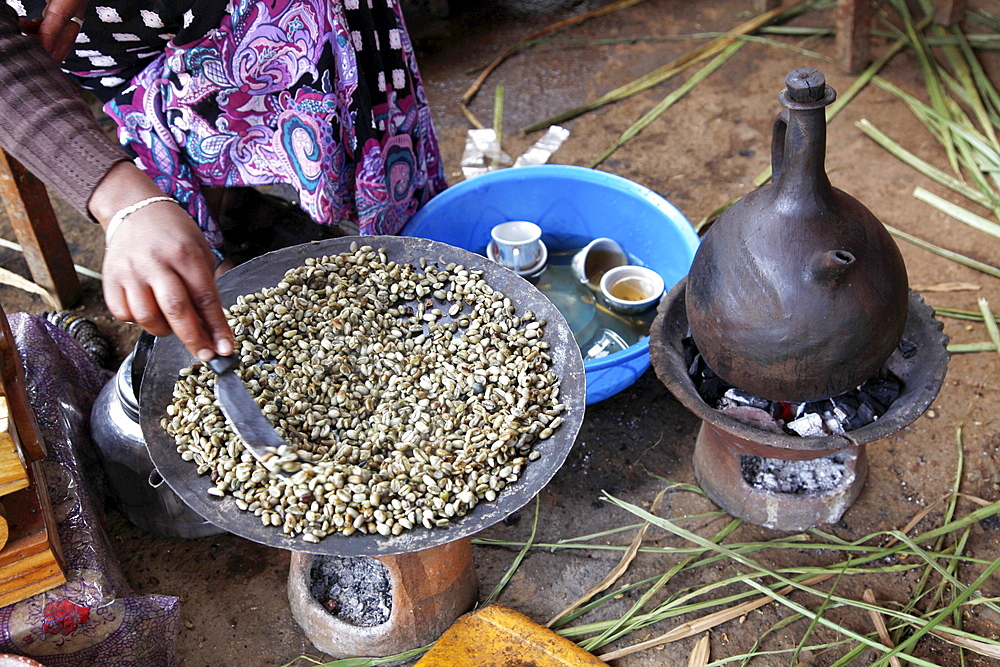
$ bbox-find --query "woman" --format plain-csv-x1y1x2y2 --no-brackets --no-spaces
0,0,447,362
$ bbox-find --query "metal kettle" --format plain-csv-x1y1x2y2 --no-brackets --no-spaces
90,334,223,538
685,68,909,402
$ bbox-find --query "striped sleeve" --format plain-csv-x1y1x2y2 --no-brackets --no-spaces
0,3,128,218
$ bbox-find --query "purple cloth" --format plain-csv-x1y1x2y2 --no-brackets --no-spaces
0,315,179,667
95,0,448,254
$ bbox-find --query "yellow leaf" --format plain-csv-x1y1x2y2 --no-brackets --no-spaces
687,634,710,667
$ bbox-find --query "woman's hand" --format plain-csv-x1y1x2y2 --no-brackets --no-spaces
19,0,87,62
90,162,235,362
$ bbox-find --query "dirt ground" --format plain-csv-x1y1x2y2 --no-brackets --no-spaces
1,0,999,665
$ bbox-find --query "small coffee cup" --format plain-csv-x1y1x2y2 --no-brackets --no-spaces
490,221,543,272
571,238,628,290
600,265,665,315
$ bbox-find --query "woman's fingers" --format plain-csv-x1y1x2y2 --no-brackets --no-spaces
101,256,171,336
147,271,219,361
168,255,235,360
18,17,42,34
101,210,234,361
37,0,86,61
104,251,232,360
185,272,235,358
89,164,235,360
104,254,233,361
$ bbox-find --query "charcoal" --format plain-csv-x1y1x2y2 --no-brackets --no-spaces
897,336,918,359
771,401,796,423
688,353,704,379
698,376,729,405
831,393,861,413
830,400,857,419
831,401,858,427
821,405,849,434
718,388,770,411
686,337,904,437
859,373,902,413
682,336,699,371
719,406,786,434
851,402,878,430
800,399,832,417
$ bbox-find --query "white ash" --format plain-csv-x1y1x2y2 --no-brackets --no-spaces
309,555,391,627
786,412,827,437
740,453,848,494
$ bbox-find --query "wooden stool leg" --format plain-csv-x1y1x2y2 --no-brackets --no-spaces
752,0,782,12
934,0,967,26
0,150,81,310
837,0,877,74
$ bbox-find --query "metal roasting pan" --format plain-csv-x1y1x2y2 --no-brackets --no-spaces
139,236,587,556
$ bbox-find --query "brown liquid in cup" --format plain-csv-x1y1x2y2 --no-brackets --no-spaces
609,277,654,302
585,248,624,287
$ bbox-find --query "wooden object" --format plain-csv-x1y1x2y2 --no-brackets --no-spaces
836,0,877,74
933,0,967,26
0,399,28,497
288,537,478,658
0,461,65,608
752,0,781,12
835,0,968,73
0,307,43,461
0,302,65,606
0,149,80,310
754,1,970,74
0,512,9,553
416,604,609,666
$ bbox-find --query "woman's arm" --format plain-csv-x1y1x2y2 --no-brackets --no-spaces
0,4,234,361
89,163,234,361
0,2,126,215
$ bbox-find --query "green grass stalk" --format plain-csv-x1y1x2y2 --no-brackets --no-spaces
885,224,1000,279
493,85,504,149
576,519,741,648
978,298,1000,362
590,40,743,167
483,497,540,604
857,119,997,208
871,556,1000,666
521,0,825,133
790,567,847,666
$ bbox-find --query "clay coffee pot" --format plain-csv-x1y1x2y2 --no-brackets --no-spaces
685,68,909,402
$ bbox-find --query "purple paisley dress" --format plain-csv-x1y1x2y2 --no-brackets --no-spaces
14,0,447,257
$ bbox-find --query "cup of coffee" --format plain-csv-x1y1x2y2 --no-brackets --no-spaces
490,221,543,272
599,265,665,314
571,238,628,290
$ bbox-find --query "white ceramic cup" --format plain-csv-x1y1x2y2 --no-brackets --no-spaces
599,265,665,315
571,238,628,290
490,221,542,272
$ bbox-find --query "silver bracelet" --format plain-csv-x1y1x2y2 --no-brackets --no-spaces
105,196,178,244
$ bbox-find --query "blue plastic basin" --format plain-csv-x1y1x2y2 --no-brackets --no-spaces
400,164,699,404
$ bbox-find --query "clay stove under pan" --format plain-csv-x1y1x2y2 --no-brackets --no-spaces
650,280,949,532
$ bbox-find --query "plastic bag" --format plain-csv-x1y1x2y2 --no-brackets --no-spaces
0,314,179,667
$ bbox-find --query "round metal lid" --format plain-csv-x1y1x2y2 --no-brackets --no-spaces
139,236,586,556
